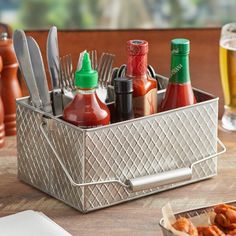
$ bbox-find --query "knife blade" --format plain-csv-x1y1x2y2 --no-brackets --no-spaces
13,30,42,108
47,26,60,89
27,36,53,114
47,26,63,116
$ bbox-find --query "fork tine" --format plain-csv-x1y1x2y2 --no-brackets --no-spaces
89,50,97,70
102,54,115,86
63,56,70,88
102,54,112,86
107,54,115,84
65,55,69,85
97,53,105,82
66,55,73,89
59,57,65,88
93,50,98,70
100,54,110,86
68,54,74,89
66,54,73,89
90,51,94,69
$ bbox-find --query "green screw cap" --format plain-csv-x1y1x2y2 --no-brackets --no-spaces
75,52,98,88
171,38,190,55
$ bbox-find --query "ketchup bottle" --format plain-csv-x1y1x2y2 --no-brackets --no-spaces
161,39,196,111
126,40,157,117
63,52,110,128
0,56,5,148
0,32,22,136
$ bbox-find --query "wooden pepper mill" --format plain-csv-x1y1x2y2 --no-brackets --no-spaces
0,32,22,136
0,56,5,147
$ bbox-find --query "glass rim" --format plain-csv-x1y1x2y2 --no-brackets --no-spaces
221,22,236,35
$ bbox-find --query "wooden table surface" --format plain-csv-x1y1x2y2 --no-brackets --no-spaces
0,126,235,236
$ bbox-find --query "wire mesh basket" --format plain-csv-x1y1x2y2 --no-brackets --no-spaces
159,201,235,236
16,75,225,213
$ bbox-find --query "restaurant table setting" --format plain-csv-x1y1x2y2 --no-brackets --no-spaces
11,25,226,215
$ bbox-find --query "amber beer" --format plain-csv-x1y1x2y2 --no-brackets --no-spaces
220,39,236,114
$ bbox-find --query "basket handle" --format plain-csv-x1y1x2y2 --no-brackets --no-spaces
40,120,226,192
126,168,192,192
127,138,226,192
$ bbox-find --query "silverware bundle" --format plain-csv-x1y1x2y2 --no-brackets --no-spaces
13,30,53,114
14,26,63,116
13,26,160,115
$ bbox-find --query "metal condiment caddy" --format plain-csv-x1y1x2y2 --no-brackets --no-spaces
16,75,226,213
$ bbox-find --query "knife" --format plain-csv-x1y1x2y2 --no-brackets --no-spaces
13,30,42,109
27,36,53,114
47,26,63,116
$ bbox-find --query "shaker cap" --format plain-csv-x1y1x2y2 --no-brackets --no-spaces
127,40,148,55
171,38,190,54
114,77,133,94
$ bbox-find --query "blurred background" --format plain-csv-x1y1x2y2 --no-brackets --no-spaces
1,0,236,30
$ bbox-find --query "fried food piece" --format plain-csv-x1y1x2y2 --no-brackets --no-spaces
172,217,198,236
214,204,236,231
226,228,236,235
197,225,225,236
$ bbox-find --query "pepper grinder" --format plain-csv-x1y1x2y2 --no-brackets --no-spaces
0,32,22,136
0,56,5,148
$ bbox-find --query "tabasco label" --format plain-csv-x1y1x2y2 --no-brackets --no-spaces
133,88,157,117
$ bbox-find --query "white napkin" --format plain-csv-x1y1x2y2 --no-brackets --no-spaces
0,210,72,236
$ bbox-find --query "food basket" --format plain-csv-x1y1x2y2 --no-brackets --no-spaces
16,75,226,213
159,201,235,236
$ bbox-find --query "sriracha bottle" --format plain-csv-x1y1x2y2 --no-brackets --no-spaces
63,52,110,128
126,40,157,117
161,38,196,111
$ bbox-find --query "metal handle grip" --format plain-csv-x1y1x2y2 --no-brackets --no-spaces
126,168,192,192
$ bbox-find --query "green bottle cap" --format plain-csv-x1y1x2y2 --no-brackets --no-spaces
171,38,190,55
74,52,98,88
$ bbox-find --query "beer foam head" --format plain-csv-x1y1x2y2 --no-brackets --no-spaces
221,38,236,51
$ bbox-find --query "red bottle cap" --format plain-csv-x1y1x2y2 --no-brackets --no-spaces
127,40,148,55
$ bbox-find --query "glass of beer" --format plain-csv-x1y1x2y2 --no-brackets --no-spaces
220,23,236,131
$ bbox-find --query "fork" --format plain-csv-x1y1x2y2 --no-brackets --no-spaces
59,54,75,98
96,53,115,102
97,53,115,87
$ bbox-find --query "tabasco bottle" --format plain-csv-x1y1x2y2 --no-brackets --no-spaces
126,40,157,117
161,38,196,111
63,52,110,128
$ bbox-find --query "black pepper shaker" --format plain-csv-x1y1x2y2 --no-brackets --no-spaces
113,77,134,122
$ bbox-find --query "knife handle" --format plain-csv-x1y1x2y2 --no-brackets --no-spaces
51,89,63,116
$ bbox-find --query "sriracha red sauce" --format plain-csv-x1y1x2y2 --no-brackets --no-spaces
161,38,196,112
63,52,110,128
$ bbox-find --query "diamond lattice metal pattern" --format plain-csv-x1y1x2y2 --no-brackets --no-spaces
17,88,219,213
